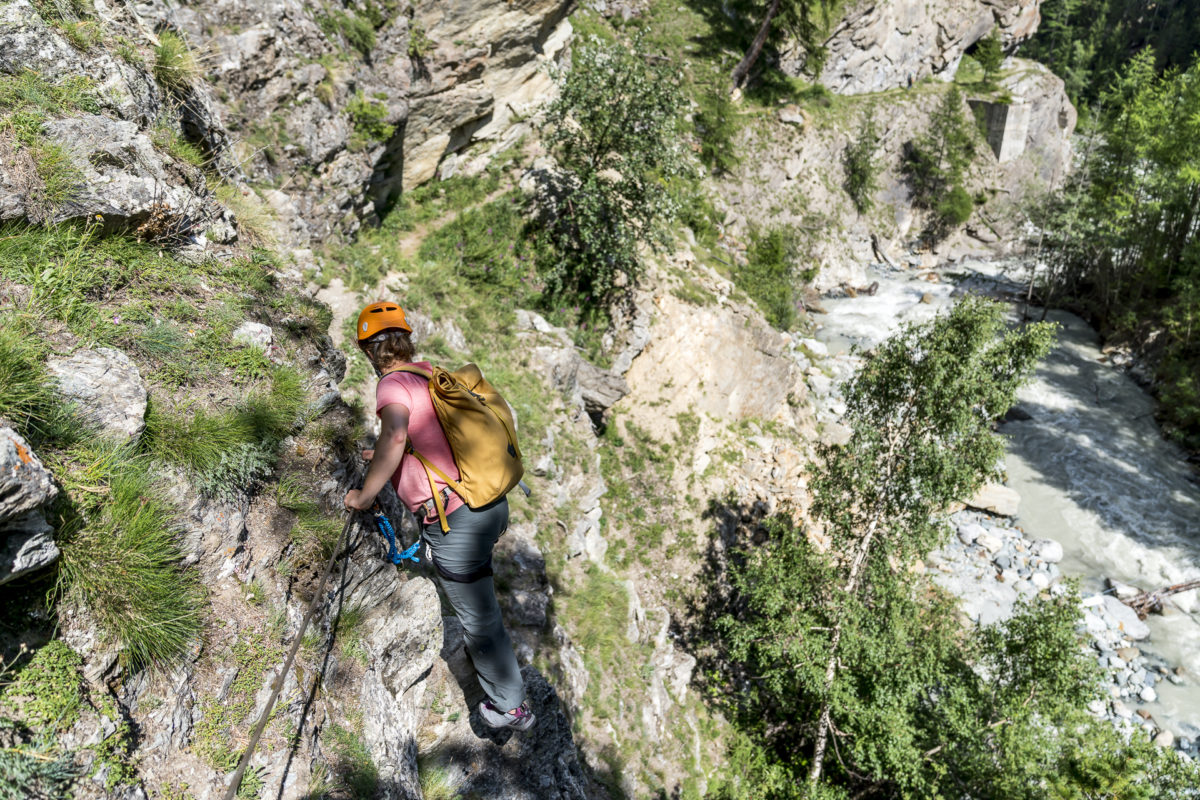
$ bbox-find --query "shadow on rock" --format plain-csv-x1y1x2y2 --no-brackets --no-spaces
419,615,610,800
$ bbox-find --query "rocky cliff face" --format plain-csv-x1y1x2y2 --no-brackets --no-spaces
780,0,1043,94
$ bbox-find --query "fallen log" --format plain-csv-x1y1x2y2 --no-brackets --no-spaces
1125,579,1200,619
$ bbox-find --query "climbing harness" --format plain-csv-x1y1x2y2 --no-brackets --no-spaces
373,503,420,564
222,512,356,800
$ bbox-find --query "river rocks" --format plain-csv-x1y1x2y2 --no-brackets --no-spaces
1101,595,1152,641
789,0,1039,95
46,347,148,441
966,483,1021,517
1031,538,1064,563
957,522,985,544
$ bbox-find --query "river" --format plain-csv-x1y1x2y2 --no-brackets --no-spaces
810,259,1200,737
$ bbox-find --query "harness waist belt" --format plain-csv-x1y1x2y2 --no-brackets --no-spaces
421,487,455,521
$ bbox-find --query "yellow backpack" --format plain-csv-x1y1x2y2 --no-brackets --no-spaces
390,364,525,532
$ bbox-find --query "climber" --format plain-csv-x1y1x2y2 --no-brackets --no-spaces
343,301,536,732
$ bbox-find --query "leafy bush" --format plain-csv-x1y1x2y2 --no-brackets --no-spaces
346,91,394,149
739,227,802,330
540,36,687,300
841,117,879,214
936,183,974,225
153,31,197,94
54,443,204,668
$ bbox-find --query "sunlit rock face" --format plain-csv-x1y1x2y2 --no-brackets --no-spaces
778,0,1041,95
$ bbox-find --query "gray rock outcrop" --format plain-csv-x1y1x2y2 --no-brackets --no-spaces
790,0,1041,94
0,427,60,585
515,310,631,416
0,512,59,586
46,347,148,441
0,427,57,521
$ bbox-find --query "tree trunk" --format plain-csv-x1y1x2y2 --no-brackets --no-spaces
807,513,882,787
731,0,783,92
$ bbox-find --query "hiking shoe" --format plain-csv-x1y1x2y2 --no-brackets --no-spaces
478,698,536,731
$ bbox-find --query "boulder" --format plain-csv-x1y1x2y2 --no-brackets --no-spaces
1031,538,1064,563
975,531,1003,554
37,115,230,241
232,321,273,352
46,347,148,441
1102,595,1152,641
0,512,60,586
0,427,57,521
966,483,1020,517
957,522,986,545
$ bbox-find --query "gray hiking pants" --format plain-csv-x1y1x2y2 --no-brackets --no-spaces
421,499,526,712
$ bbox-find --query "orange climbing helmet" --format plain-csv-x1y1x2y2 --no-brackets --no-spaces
356,301,411,346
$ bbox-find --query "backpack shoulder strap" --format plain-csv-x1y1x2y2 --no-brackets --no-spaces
408,447,465,533
381,364,434,382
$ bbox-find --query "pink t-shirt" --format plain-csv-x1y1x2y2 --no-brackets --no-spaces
375,363,466,521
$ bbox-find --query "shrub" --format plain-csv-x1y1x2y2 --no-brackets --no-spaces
540,35,687,300
346,91,394,149
975,31,1004,90
153,31,197,94
0,717,76,800
936,183,974,225
739,227,801,330
407,19,433,58
54,443,204,669
0,641,83,732
711,299,1067,796
316,10,376,57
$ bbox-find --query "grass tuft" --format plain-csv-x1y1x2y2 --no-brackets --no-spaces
153,31,197,93
214,182,276,247
0,317,75,447
144,366,308,498
52,441,204,669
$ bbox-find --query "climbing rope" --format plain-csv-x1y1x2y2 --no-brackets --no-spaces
221,511,356,800
373,503,420,564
